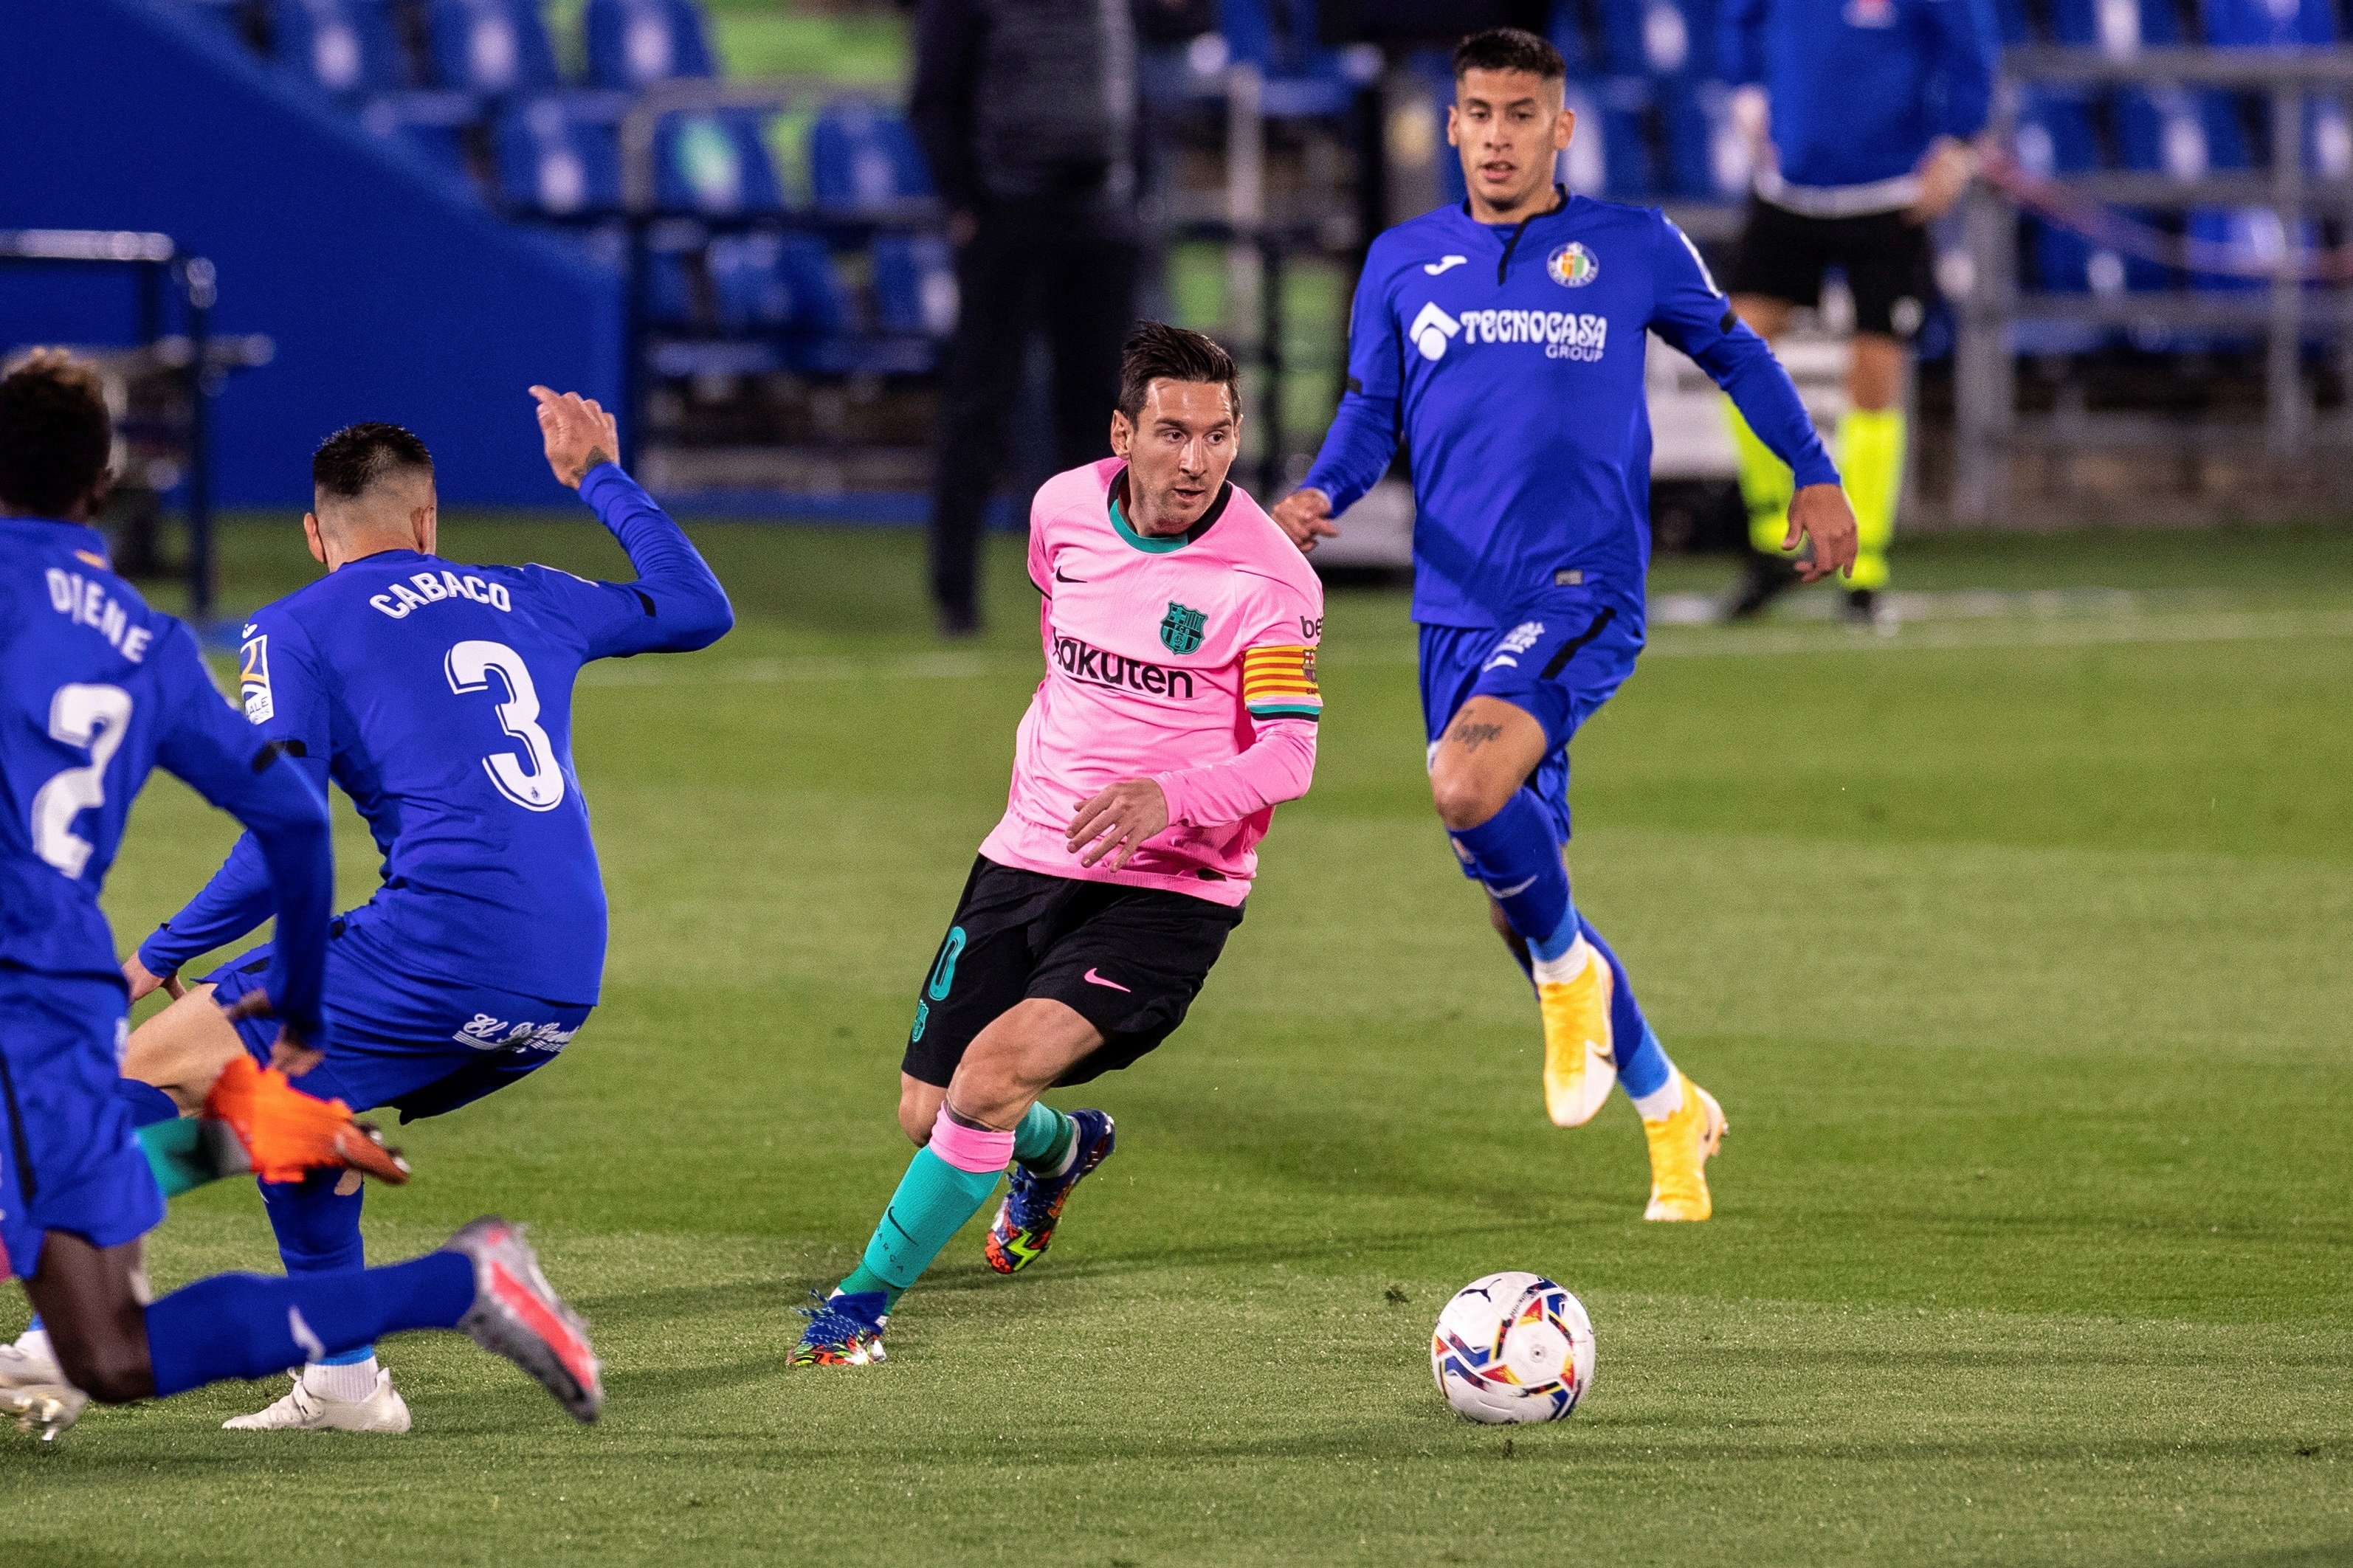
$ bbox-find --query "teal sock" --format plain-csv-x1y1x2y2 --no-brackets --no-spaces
838,1146,1001,1305
1011,1102,1076,1173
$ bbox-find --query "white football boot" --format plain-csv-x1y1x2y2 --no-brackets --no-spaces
0,1329,86,1442
224,1365,411,1432
0,1327,63,1390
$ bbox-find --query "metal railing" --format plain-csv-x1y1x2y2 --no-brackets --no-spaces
1954,46,2353,523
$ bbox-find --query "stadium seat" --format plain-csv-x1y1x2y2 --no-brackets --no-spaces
426,0,559,96
358,91,480,187
1658,75,1749,198
494,97,624,215
2046,0,2179,53
2011,87,2131,352
269,0,410,95
1988,0,2033,46
1216,0,1365,119
808,101,934,217
1590,76,1658,198
1596,0,1712,78
584,0,717,90
872,231,957,338
652,108,785,217
1547,0,1601,77
2204,0,2335,46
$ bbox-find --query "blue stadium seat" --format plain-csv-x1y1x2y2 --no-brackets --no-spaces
1590,76,1657,198
652,109,785,216
269,0,410,95
1217,0,1365,118
2012,88,2134,334
1658,76,1749,198
2046,0,2179,52
872,232,957,337
1599,0,1712,77
494,97,624,215
2204,0,2335,46
1547,0,1599,77
2114,86,2250,179
1989,0,2033,45
427,0,559,96
357,92,480,186
584,0,717,90
808,101,934,216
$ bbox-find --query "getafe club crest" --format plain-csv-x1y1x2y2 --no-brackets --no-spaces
1160,601,1207,655
1546,242,1599,288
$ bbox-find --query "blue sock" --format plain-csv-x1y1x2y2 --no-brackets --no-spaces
1579,917,1680,1109
142,1253,474,1398
260,1170,371,1362
114,1078,182,1128
1450,789,1577,960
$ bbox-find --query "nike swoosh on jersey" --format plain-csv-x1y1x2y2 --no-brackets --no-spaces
1082,967,1131,992
1486,876,1539,898
1055,569,1084,583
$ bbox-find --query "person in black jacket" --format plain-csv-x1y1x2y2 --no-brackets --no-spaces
911,0,1143,636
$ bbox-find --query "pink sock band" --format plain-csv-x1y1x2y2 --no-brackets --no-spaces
929,1106,1016,1174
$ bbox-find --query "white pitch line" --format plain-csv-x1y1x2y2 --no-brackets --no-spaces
577,609,2353,688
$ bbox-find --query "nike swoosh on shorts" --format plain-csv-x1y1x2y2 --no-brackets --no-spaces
1083,968,1131,992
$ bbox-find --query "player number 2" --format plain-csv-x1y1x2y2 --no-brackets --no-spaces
444,639,565,812
30,683,134,878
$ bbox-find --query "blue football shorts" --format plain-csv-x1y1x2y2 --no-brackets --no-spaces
1417,590,1644,866
205,934,593,1122
0,969,165,1281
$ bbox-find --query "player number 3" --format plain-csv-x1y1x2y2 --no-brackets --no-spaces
444,639,565,812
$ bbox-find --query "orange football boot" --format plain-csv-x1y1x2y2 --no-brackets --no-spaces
201,1056,411,1186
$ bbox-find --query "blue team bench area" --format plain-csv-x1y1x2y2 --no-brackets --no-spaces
154,0,953,379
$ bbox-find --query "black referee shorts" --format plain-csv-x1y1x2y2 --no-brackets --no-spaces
901,857,1244,1089
1726,198,1935,339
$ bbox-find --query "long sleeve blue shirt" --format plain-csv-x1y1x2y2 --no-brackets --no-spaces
137,466,732,1004
1,519,334,1038
1304,193,1838,629
1721,0,1999,191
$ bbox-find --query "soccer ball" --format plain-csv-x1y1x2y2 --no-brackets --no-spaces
1430,1272,1595,1423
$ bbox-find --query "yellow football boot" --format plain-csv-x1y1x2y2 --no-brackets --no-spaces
1537,938,1616,1127
1641,1073,1726,1222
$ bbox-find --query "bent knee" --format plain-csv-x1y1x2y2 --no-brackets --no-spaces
1430,768,1509,832
897,1083,942,1146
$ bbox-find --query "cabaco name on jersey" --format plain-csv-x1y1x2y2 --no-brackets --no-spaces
1053,634,1196,699
45,568,155,663
369,569,514,620
1460,308,1608,362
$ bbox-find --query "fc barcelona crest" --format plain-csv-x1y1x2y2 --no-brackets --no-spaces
1160,601,1207,655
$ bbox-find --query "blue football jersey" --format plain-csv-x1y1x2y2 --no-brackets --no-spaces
0,518,334,1036
1303,193,1839,630
137,465,733,1005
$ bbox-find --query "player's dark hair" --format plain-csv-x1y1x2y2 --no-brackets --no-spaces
0,348,113,518
313,421,434,501
1452,27,1566,81
1117,322,1241,423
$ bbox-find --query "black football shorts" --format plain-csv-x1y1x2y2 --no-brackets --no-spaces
1726,197,1935,339
901,856,1244,1089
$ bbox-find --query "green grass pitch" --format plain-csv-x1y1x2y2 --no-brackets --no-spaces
4,518,2349,1566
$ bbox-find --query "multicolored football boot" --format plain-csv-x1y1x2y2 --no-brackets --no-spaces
985,1108,1115,1275
444,1216,603,1421
790,1290,889,1367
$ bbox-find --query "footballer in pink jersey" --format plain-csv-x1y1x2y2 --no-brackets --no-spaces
794,325,1321,1367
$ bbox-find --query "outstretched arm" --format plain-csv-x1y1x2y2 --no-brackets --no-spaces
531,385,735,659
1648,216,1857,581
149,626,334,1049
134,617,332,997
